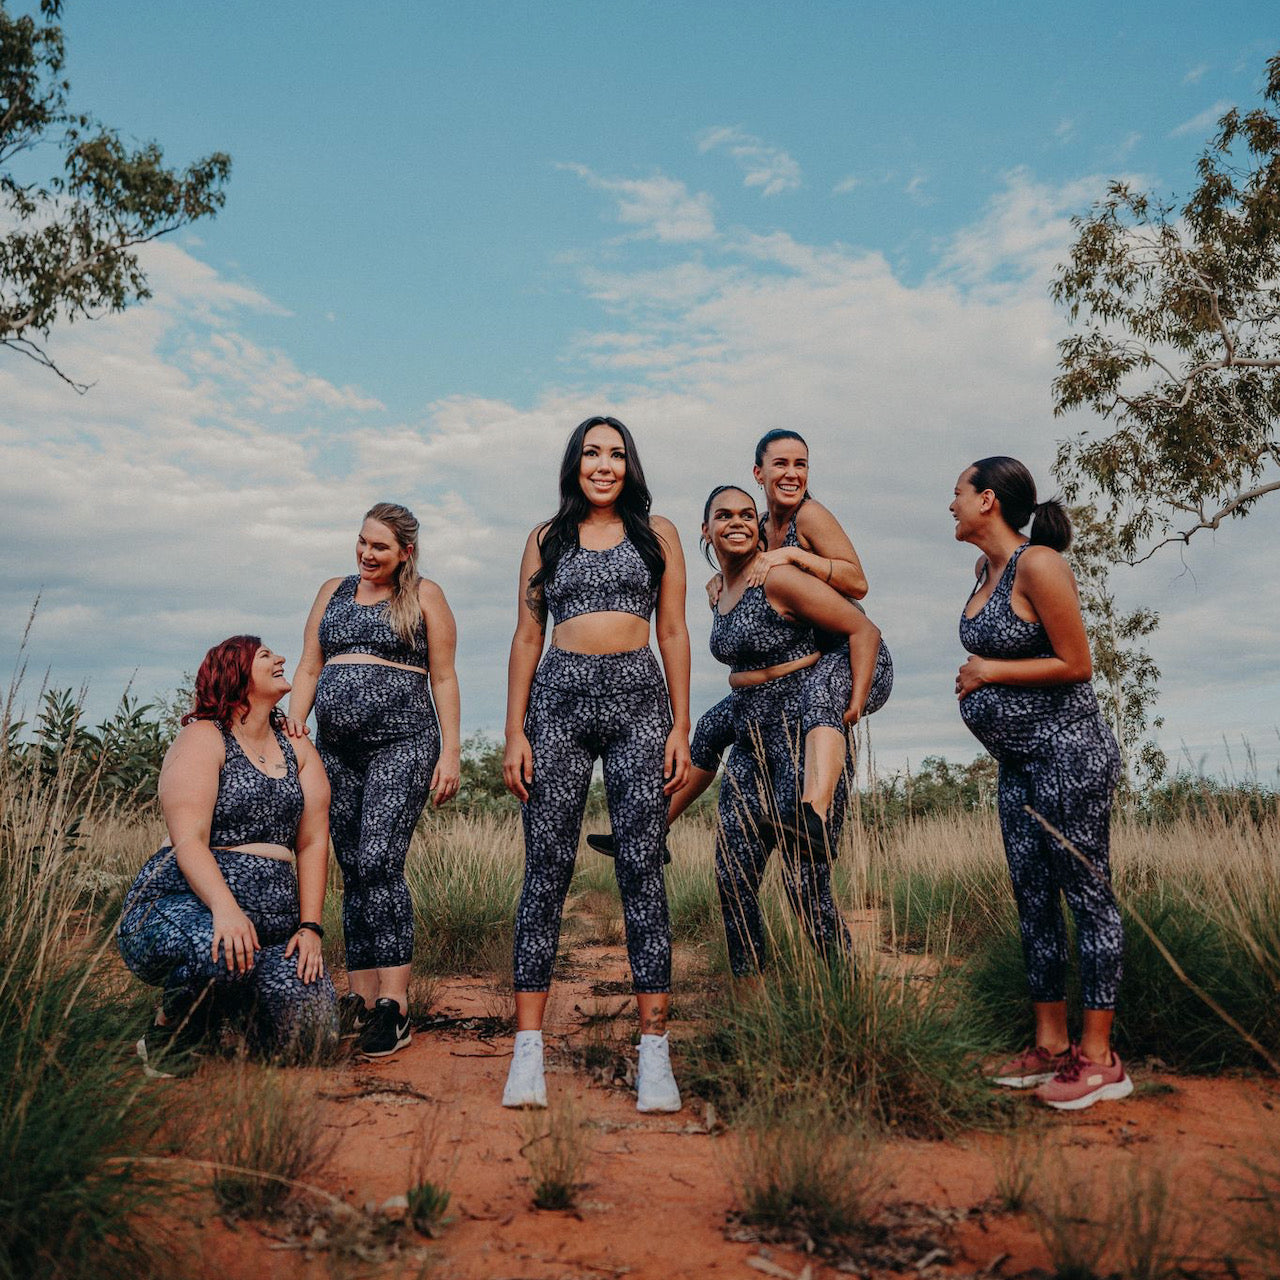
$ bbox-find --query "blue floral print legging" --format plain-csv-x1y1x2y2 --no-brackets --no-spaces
117,848,336,1046
515,646,672,993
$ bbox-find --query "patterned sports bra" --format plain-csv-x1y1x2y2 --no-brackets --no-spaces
959,544,1053,659
710,583,816,674
542,535,659,625
209,725,304,848
319,575,429,666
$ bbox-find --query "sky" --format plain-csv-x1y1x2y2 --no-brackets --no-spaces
3,1,1278,781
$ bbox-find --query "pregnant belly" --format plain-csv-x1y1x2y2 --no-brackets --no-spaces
960,682,1099,758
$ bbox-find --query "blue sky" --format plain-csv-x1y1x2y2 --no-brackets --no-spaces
3,2,1278,779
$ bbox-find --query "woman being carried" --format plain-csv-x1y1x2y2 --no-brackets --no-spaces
502,415,691,1112
951,456,1129,1111
702,485,881,977
118,636,335,1073
289,502,461,1058
589,428,890,861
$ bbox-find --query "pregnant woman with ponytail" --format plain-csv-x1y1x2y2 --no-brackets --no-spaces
951,456,1129,1111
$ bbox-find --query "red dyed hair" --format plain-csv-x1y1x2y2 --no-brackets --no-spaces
182,634,262,727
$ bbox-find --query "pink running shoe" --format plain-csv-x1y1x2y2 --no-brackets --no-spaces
991,1044,1071,1088
1035,1047,1134,1111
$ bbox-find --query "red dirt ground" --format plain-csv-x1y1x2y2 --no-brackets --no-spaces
168,933,1280,1280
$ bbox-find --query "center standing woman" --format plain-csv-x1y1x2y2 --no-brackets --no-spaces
502,415,691,1113
289,502,461,1059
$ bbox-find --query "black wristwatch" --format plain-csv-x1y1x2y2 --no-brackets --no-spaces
297,920,324,938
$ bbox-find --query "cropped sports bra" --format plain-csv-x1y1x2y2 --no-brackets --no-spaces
542,535,659,626
710,584,817,674
209,726,304,848
318,575,430,666
960,544,1055,660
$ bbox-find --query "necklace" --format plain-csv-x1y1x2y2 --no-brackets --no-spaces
233,728,283,771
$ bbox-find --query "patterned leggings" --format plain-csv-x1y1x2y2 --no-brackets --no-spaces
996,714,1123,1010
315,664,440,970
117,848,337,1046
716,671,852,977
515,646,672,993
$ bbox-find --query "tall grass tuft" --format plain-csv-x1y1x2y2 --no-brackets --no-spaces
407,1108,458,1237
731,1098,883,1242
0,672,174,1279
685,927,1000,1138
210,1062,334,1217
520,1095,591,1211
406,813,522,974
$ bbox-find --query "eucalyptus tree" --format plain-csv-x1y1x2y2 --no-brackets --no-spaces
1,1,230,389
1052,52,1280,563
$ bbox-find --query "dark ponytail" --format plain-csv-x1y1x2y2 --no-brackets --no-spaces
1029,499,1072,552
968,455,1072,552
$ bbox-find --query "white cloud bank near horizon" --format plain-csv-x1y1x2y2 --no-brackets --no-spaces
2,164,1277,781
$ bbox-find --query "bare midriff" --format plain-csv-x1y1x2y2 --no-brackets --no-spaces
551,612,651,655
168,840,295,862
325,654,428,675
727,651,820,689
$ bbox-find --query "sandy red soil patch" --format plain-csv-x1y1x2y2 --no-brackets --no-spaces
162,935,1280,1279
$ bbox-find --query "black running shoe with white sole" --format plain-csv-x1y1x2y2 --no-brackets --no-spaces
359,998,411,1057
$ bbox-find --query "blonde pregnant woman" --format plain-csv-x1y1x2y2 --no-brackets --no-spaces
289,503,460,1058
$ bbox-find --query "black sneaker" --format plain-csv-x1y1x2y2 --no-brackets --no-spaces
338,992,371,1039
585,831,673,866
801,801,835,862
359,998,411,1057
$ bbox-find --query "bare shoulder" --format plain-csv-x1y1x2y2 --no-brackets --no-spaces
315,576,345,604
764,562,812,604
530,521,553,551
291,733,322,770
973,554,988,579
796,498,838,530
165,719,225,765
650,514,680,545
417,577,449,608
1016,544,1074,587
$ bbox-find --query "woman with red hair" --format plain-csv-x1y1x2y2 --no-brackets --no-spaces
117,635,336,1072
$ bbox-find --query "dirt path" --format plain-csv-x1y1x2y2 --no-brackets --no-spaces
178,935,1280,1279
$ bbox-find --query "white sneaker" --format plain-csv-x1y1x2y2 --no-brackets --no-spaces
502,1029,547,1108
636,1032,682,1113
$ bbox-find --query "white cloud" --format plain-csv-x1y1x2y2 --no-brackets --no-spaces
1055,118,1076,143
903,172,931,204
3,170,1277,779
1169,99,1233,138
558,164,716,242
1182,63,1209,85
697,126,802,197
832,175,859,195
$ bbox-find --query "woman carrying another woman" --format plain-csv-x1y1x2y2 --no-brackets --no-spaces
118,636,335,1073
289,502,461,1059
502,415,691,1112
590,428,891,860
702,484,882,978
951,457,1129,1111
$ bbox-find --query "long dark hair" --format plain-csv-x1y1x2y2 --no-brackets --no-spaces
968,456,1072,552
529,416,666,593
754,428,813,502
699,484,761,568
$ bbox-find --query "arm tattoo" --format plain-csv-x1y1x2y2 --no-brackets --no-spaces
525,584,547,627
